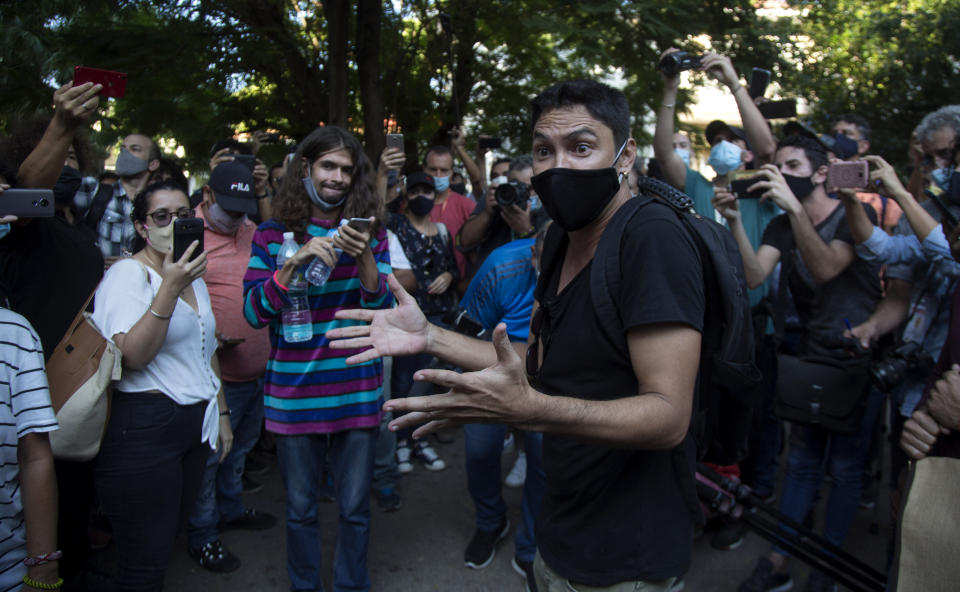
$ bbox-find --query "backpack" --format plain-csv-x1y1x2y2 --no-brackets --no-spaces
82,182,115,233
536,177,761,465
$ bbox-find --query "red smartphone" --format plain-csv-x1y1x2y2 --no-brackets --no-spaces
73,66,127,98
826,161,869,190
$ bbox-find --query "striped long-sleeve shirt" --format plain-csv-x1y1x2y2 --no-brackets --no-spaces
242,218,393,435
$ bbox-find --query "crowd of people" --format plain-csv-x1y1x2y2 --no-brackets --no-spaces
0,43,958,592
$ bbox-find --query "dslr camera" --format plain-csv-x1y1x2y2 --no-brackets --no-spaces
870,342,936,393
658,51,702,77
495,180,531,209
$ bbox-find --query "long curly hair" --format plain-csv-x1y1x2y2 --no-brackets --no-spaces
272,126,383,237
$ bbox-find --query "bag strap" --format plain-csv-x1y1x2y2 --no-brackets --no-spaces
83,182,115,231
435,222,450,247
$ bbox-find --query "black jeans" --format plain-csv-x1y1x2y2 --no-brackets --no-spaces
94,391,208,592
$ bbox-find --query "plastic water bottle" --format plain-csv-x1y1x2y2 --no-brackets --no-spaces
305,222,344,286
276,232,313,343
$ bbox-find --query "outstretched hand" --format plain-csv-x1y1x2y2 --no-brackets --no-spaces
384,324,541,439
327,274,431,364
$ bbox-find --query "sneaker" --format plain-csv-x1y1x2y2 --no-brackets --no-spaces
188,539,241,573
738,557,793,592
244,455,269,476
803,570,837,592
396,440,414,474
511,556,538,592
464,518,510,569
242,475,264,494
414,440,446,471
375,487,402,512
219,508,277,531
711,520,747,551
505,451,527,488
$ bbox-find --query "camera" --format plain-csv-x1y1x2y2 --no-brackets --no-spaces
495,180,530,209
870,342,936,393
658,51,702,77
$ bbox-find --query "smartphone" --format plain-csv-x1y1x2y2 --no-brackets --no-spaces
232,154,256,171
73,66,127,98
478,137,503,150
173,217,204,262
826,161,869,190
925,187,960,232
758,99,797,120
386,133,404,151
749,68,771,99
0,189,55,217
728,171,765,200
346,217,372,232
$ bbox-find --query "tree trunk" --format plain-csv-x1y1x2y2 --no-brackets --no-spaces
357,0,384,165
326,0,349,128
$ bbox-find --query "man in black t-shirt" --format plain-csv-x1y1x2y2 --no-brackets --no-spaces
713,135,882,592
328,79,704,592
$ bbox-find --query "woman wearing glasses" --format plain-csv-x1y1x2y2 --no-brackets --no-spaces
385,171,459,472
90,180,233,591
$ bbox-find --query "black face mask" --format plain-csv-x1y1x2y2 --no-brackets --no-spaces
54,166,83,206
450,183,467,196
783,173,816,200
406,195,435,217
530,141,628,232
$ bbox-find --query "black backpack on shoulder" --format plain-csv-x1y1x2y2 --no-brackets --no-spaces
536,177,761,465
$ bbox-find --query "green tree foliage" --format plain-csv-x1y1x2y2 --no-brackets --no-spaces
780,0,960,167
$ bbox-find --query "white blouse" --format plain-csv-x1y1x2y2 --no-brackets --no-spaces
92,258,221,447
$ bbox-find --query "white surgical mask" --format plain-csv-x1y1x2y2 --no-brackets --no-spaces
674,147,692,168
708,140,743,176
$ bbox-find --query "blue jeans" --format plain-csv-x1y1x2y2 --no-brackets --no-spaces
276,429,378,592
463,423,545,563
774,387,884,555
187,378,265,548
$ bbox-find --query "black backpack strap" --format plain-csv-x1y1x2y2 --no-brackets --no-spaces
83,182,115,232
638,176,695,213
533,222,567,305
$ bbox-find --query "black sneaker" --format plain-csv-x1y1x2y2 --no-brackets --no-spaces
188,539,241,573
244,455,269,476
711,520,747,551
511,556,538,592
374,487,401,512
242,475,264,494
464,518,510,569
738,557,793,592
219,508,277,531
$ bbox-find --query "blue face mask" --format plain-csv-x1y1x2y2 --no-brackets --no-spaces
708,140,743,176
674,148,691,168
433,175,450,192
0,224,9,241
932,167,953,192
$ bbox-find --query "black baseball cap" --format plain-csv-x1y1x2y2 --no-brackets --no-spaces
208,161,257,215
705,120,748,146
405,171,435,191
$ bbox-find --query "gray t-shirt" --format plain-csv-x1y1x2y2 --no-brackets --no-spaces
762,202,882,357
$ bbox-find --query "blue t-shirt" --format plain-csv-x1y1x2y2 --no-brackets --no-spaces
460,238,537,342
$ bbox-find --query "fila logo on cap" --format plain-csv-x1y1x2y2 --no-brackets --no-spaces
231,182,251,192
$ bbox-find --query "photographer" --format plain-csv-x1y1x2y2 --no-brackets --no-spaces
457,156,546,268
714,135,883,592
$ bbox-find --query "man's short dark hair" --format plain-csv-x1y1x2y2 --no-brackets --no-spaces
834,114,871,141
424,145,453,165
530,80,631,149
490,157,511,176
508,155,533,174
777,134,829,172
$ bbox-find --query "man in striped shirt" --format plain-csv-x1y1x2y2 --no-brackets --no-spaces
242,126,392,592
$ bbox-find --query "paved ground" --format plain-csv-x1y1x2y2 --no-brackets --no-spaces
153,428,892,592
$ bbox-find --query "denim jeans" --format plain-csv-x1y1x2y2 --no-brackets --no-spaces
94,392,208,592
774,387,885,555
276,428,378,592
463,423,545,563
187,378,265,548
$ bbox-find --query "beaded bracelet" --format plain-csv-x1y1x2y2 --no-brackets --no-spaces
23,550,61,567
22,574,64,590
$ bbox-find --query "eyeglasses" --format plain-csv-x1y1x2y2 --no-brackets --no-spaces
525,303,551,380
146,207,193,227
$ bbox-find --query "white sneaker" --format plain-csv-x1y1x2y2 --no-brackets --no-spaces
505,451,527,488
414,440,446,471
396,440,413,474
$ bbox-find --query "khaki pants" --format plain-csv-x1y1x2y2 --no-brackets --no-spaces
534,552,677,592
